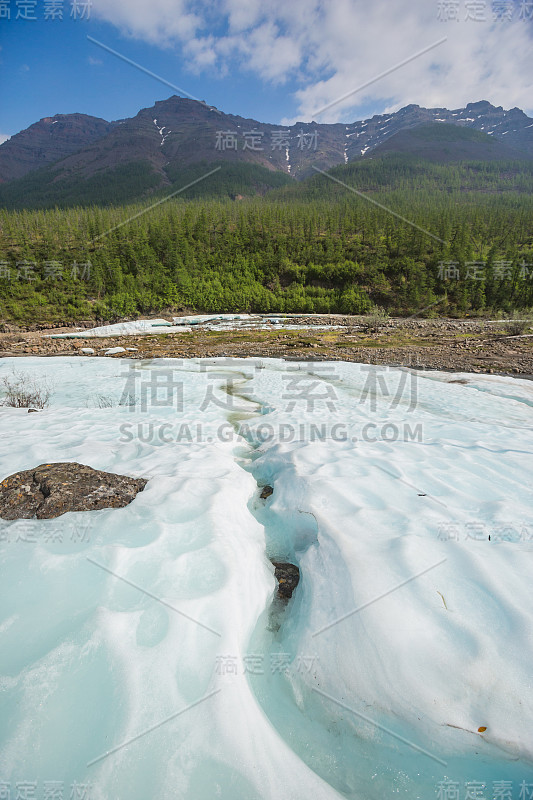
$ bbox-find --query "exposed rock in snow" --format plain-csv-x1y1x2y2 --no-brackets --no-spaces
0,462,147,519
271,561,300,600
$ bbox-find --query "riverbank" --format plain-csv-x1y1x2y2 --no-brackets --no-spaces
0,316,531,375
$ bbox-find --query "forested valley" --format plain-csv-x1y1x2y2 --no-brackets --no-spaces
1,156,532,324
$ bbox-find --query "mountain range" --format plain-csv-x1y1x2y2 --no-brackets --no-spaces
0,97,532,209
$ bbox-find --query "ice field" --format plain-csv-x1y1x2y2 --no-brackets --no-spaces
0,356,532,800
49,315,343,338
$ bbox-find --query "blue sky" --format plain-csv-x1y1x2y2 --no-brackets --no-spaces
1,0,532,141
0,11,314,136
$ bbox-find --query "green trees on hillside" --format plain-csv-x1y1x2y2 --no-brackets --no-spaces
0,187,532,323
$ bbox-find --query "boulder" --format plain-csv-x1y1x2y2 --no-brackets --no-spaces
260,485,273,500
0,462,147,520
271,561,300,600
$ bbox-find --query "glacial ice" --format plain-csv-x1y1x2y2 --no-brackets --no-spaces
50,316,344,338
50,319,193,338
0,357,532,799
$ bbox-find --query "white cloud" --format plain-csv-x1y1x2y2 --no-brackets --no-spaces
0,134,11,145
88,56,103,66
89,0,533,121
90,0,202,47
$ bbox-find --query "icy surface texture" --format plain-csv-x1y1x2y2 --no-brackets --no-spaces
0,357,532,799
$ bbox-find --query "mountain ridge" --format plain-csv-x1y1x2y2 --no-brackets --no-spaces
0,113,116,183
364,121,530,163
0,97,532,208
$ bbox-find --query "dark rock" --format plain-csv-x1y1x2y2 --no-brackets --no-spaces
0,462,147,520
0,114,114,182
271,561,300,600
260,485,273,500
